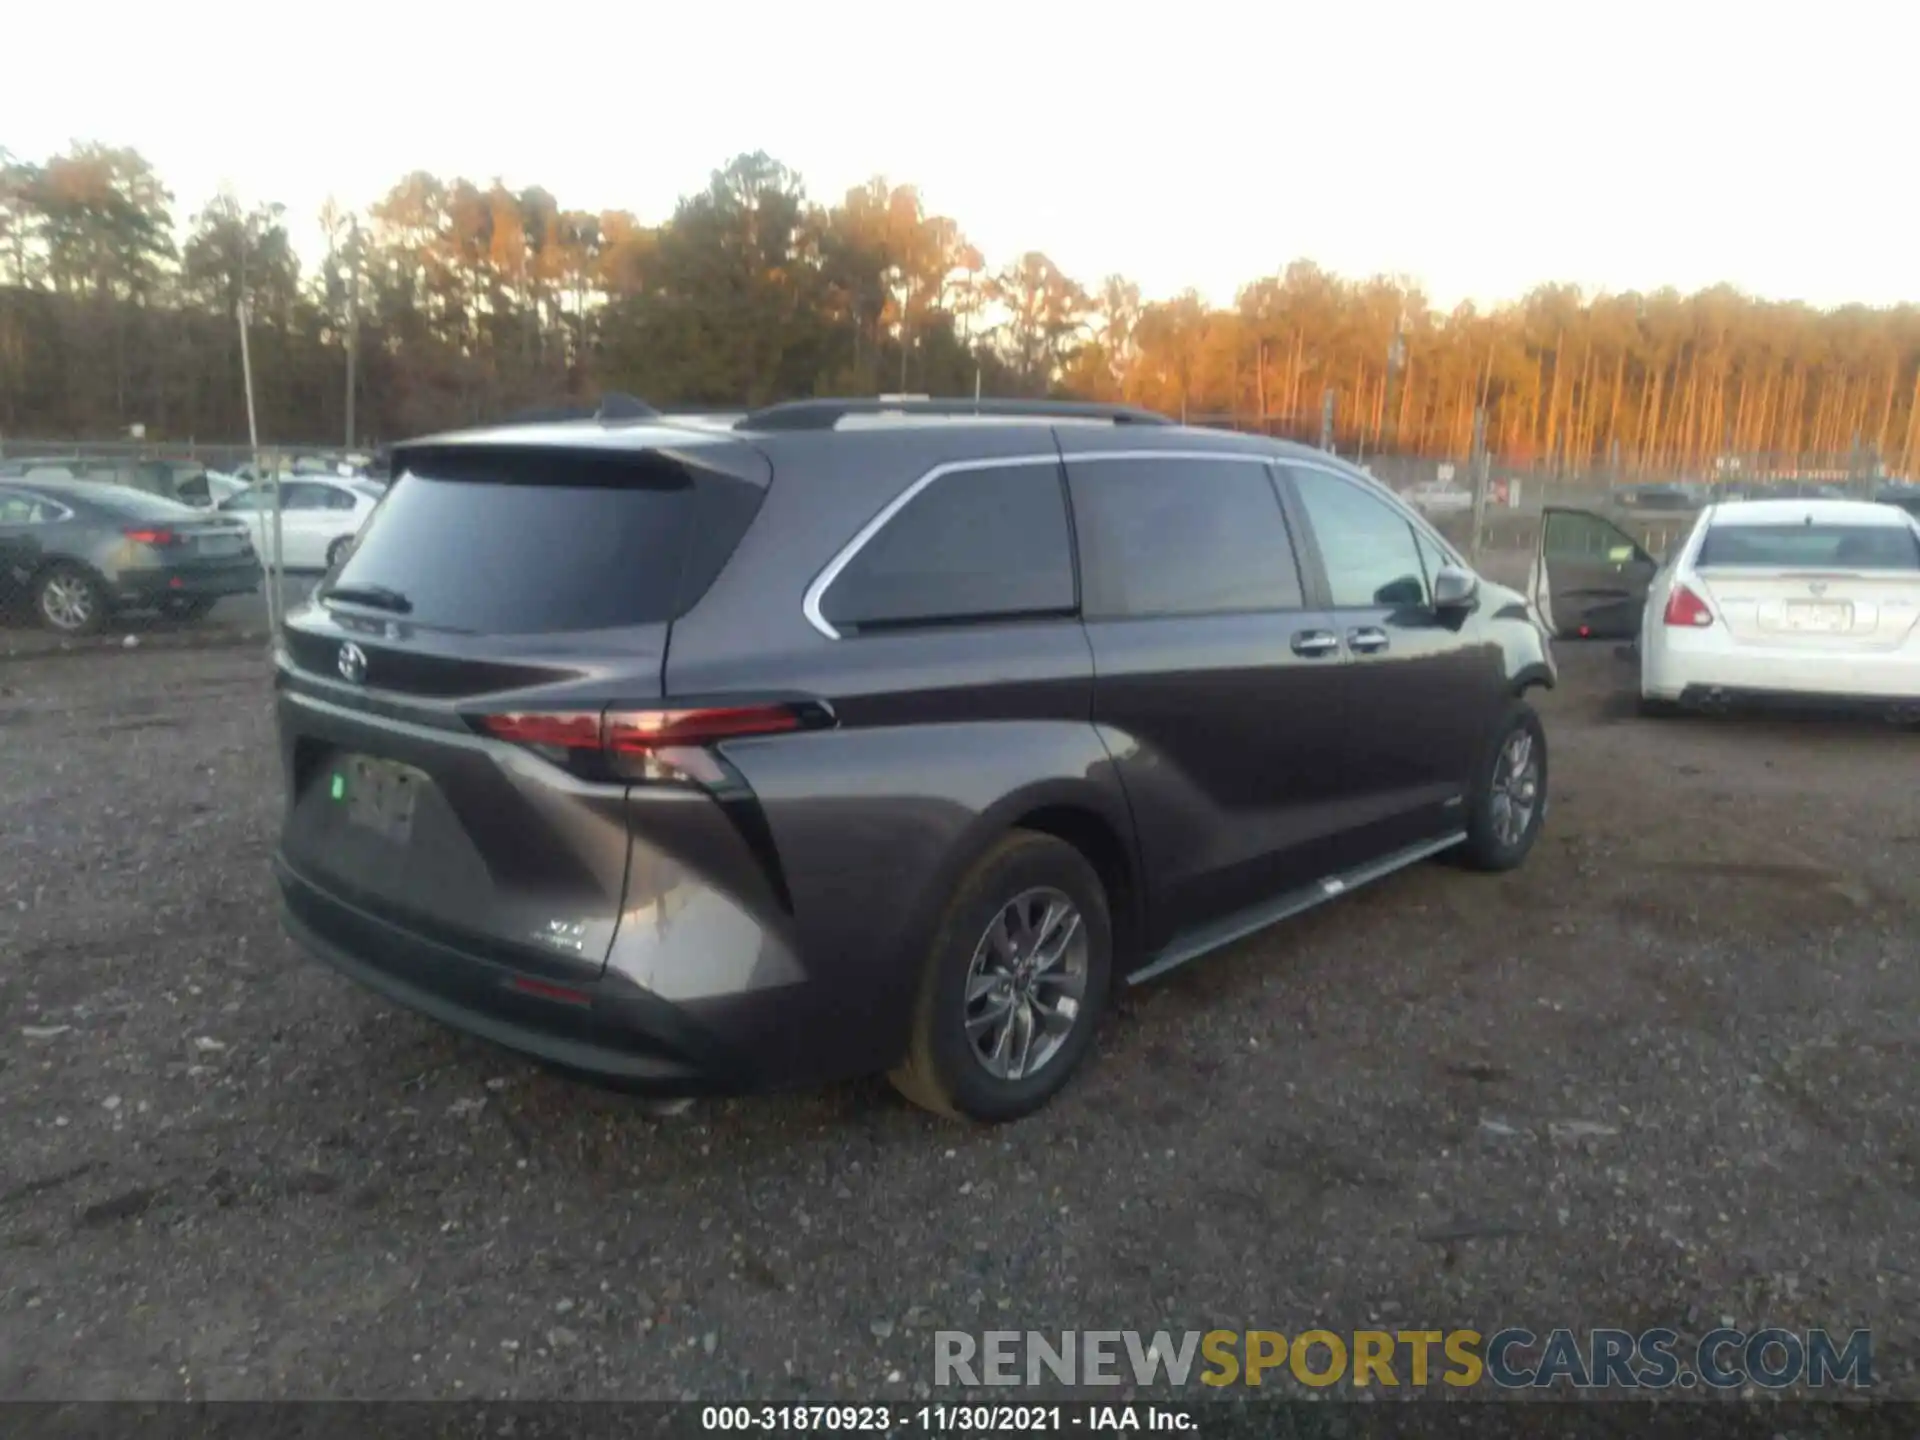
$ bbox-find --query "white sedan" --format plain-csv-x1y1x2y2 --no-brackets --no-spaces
1528,497,1920,718
216,476,383,571
1638,499,1920,717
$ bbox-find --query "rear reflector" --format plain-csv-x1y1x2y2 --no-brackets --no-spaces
1663,583,1714,628
477,704,815,754
508,975,592,1007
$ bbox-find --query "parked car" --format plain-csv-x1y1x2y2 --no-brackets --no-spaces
0,479,261,633
0,457,228,509
271,398,1558,1122
1531,497,1920,718
203,471,252,506
1612,483,1698,512
218,476,383,570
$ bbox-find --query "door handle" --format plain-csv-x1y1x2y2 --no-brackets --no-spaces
1347,627,1390,654
1291,629,1340,657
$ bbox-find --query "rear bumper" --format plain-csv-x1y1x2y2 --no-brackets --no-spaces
114,562,262,606
1674,684,1920,715
1643,636,1920,702
276,857,764,1095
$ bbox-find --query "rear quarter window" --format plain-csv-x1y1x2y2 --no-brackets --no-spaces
817,461,1075,633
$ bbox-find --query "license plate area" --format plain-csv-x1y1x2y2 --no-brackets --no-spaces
1783,600,1852,633
198,533,245,558
334,755,422,844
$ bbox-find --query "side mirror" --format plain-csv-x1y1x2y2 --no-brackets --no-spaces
1432,564,1480,612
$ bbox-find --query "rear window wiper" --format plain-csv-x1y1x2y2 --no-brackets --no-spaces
322,583,413,614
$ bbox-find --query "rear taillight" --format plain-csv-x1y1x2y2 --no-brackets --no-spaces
124,527,177,546
479,704,810,752
479,712,605,750
1663,583,1714,628
473,703,825,783
604,705,805,751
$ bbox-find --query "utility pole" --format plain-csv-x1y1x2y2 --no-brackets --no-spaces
1468,406,1490,566
238,299,280,636
1319,389,1337,452
344,217,360,451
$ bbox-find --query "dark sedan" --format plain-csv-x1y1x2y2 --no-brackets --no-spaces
0,479,262,634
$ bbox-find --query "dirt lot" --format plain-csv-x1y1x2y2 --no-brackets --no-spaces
1,638,1915,1402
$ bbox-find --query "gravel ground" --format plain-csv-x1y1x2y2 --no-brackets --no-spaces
0,577,314,662
1,637,1916,1402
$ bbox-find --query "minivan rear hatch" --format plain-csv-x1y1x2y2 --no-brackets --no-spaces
276,434,771,977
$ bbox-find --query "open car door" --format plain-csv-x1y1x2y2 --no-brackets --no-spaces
1527,506,1660,639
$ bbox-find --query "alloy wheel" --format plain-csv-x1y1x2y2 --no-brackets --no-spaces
961,886,1090,1081
1489,729,1540,849
41,573,95,632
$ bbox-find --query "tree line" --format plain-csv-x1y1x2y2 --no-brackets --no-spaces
3,142,1917,476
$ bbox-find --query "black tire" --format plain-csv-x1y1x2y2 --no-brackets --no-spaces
159,596,217,622
1455,700,1548,873
35,564,108,636
889,830,1113,1123
326,535,353,571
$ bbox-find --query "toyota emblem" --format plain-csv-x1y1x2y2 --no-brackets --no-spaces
337,641,368,685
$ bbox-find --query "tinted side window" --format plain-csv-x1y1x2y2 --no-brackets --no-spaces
819,463,1074,632
1068,457,1303,618
1291,468,1430,608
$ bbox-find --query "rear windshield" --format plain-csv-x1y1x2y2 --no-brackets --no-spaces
1698,522,1920,571
327,449,753,634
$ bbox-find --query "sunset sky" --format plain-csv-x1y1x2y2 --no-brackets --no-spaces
4,0,1910,311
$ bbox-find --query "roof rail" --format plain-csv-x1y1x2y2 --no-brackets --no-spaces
496,393,659,426
736,397,1175,431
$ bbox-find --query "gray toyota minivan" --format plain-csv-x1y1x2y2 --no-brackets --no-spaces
273,398,1555,1122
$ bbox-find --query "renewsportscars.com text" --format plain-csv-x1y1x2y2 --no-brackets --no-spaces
934,1328,1873,1391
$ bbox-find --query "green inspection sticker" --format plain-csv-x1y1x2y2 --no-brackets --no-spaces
330,773,346,801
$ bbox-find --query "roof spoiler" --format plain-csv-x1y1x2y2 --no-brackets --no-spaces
735,397,1174,431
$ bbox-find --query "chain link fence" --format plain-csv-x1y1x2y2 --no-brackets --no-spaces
2,416,1908,652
